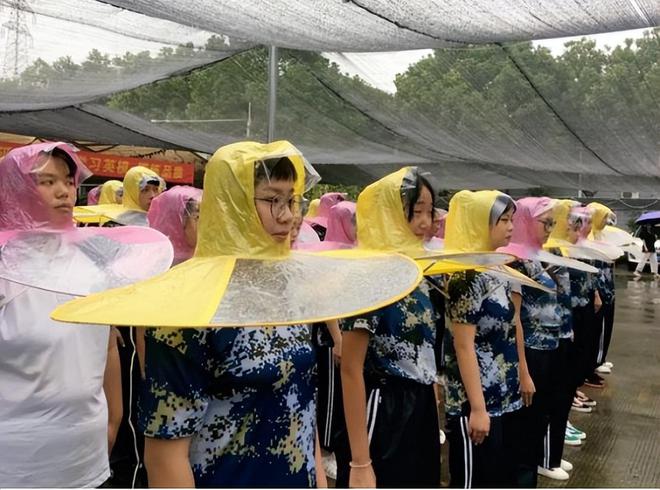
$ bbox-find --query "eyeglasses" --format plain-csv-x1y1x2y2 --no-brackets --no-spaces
254,195,302,218
537,218,556,231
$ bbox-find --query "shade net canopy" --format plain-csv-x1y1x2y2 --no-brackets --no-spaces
1,1,658,193
0,0,252,111
92,0,658,51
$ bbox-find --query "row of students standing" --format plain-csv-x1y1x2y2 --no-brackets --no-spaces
309,192,619,487
0,140,622,488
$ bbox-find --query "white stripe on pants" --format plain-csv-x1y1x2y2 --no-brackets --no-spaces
459,416,473,488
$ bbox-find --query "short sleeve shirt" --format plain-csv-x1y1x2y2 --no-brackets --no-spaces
444,270,522,418
511,260,561,351
550,265,573,339
0,282,110,487
569,265,595,309
139,325,317,488
340,282,439,385
594,260,615,304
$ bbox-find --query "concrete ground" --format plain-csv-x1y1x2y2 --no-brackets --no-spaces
540,269,660,488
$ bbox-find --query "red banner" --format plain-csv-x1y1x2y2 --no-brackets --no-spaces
0,142,195,184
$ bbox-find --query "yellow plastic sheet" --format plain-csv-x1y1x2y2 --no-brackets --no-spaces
122,166,164,211
98,180,123,205
444,189,550,290
356,169,511,275
445,190,503,252
53,141,422,328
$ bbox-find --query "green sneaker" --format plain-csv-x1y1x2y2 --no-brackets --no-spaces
567,425,586,440
564,432,582,446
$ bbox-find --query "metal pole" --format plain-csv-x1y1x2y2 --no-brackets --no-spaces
267,45,278,143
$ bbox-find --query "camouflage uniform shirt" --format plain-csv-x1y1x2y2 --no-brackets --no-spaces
340,281,440,385
444,270,522,417
139,326,317,488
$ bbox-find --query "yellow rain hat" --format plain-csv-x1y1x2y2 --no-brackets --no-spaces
99,180,123,205
355,169,514,275
445,189,551,292
75,167,164,226
52,141,422,328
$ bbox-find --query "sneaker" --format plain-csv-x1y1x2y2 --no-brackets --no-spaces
633,270,642,277
571,398,593,413
603,361,614,369
322,453,337,480
560,459,574,472
596,364,611,374
567,424,587,440
564,433,582,446
576,392,597,407
538,467,570,480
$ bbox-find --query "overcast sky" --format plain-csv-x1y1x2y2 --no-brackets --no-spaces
324,28,651,93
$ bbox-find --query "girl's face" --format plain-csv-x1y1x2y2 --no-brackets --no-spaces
490,208,514,249
407,185,433,239
534,210,555,245
254,178,296,242
567,223,580,244
34,155,77,227
567,213,582,244
139,183,161,211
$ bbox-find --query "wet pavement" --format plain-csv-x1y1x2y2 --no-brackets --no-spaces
540,268,660,488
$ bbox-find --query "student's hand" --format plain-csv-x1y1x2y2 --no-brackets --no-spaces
594,292,603,313
316,461,328,488
520,372,536,407
349,465,376,488
111,326,124,347
468,409,490,445
332,339,342,365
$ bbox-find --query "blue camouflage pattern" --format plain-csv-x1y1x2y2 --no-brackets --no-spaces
594,259,615,304
139,326,317,488
444,270,522,418
340,281,439,385
511,260,561,350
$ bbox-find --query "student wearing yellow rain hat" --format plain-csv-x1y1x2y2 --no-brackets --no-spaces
585,202,618,385
337,168,444,488
540,200,595,479
441,190,530,488
52,141,427,487
97,179,124,205
75,166,164,226
139,146,319,488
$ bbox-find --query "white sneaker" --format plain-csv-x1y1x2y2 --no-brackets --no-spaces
633,270,642,277
322,453,337,480
560,459,574,472
596,364,612,374
538,467,570,480
603,361,614,369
